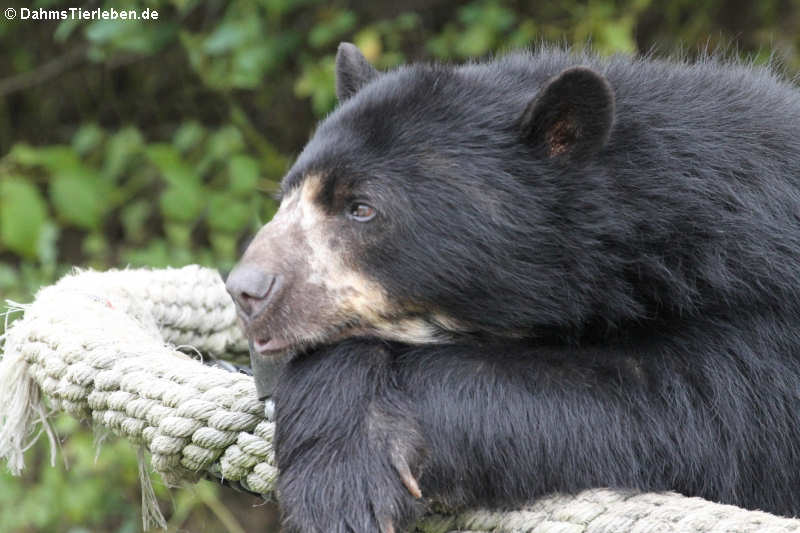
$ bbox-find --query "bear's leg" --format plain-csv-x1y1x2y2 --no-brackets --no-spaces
274,338,426,533
273,314,800,524
396,316,800,517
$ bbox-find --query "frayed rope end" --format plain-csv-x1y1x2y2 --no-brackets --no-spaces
0,349,58,475
0,302,58,476
138,447,168,531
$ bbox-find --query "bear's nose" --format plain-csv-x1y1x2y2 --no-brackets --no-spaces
225,265,282,322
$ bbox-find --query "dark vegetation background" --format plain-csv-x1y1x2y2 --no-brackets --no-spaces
1,0,800,531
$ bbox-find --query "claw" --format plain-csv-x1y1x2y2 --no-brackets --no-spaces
379,517,396,533
390,446,422,499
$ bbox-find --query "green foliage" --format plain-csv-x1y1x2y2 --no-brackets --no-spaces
0,415,248,533
2,0,800,530
0,416,142,532
0,121,279,286
0,177,49,259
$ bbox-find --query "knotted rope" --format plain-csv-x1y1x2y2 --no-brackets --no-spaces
1,266,799,532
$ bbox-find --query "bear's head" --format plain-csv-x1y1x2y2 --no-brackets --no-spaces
227,44,617,358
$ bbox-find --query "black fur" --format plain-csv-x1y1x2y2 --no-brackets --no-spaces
275,340,425,533
520,66,615,159
269,46,800,531
335,42,379,102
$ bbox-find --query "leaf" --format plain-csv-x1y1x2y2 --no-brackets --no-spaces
54,18,80,42
36,222,59,268
120,239,171,268
508,20,538,48
85,20,124,44
295,56,337,116
0,263,19,291
10,144,80,173
207,192,252,233
309,10,357,48
49,174,108,230
159,184,205,222
82,231,108,259
0,178,49,259
8,143,41,166
454,25,495,57
104,127,143,180
599,18,637,54
354,29,382,62
173,121,205,152
164,221,192,248
72,124,104,155
120,200,152,243
203,18,259,54
206,126,245,161
230,43,272,88
146,144,198,186
209,231,238,264
228,155,260,194
85,20,175,55
395,12,420,31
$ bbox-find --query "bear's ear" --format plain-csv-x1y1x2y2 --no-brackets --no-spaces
335,42,378,102
520,67,615,160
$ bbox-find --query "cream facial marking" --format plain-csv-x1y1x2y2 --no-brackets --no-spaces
371,317,446,344
295,175,391,319
242,173,457,348
269,175,395,330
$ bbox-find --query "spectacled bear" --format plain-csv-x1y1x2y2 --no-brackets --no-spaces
226,43,800,532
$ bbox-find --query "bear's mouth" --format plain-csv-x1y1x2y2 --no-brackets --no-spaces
252,336,294,355
247,319,371,359
246,311,461,359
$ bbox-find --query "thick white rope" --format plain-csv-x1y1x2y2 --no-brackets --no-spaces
0,266,273,529
1,265,799,532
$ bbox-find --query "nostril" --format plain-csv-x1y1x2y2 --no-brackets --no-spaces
238,278,274,315
225,266,282,320
242,274,276,301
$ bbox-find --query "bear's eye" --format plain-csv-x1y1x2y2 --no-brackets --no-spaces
347,203,377,222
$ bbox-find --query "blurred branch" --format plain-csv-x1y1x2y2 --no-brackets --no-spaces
0,46,88,98
0,45,148,99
